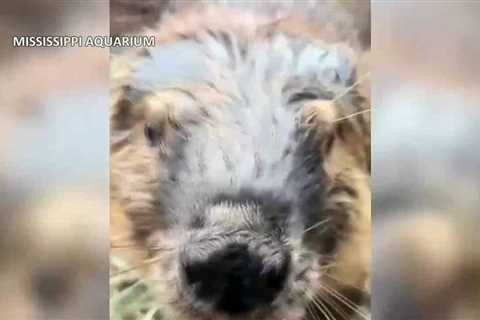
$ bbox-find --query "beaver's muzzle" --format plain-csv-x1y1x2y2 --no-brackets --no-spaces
180,234,291,315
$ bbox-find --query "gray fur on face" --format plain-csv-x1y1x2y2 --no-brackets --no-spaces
111,22,369,320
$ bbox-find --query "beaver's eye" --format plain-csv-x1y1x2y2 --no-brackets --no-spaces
144,123,157,145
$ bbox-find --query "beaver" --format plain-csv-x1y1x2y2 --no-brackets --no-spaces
110,3,370,320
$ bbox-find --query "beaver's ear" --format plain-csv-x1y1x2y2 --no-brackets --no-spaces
297,43,368,172
298,91,370,174
284,46,369,172
319,46,369,173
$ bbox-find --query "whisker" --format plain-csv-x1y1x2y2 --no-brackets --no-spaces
331,72,371,104
333,108,371,123
313,295,335,320
318,290,349,320
305,289,333,320
327,71,371,126
318,283,369,320
303,217,332,235
324,288,367,319
306,302,321,320
322,272,368,292
320,282,364,309
319,262,337,271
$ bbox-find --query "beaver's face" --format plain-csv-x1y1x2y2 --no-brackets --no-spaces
111,31,370,320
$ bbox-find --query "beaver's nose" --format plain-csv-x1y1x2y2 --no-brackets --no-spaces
182,243,290,314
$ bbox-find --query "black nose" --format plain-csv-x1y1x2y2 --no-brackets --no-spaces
182,243,290,314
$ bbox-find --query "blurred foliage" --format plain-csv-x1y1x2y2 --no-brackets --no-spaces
110,257,163,320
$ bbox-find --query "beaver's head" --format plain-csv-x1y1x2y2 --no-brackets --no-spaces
111,21,370,320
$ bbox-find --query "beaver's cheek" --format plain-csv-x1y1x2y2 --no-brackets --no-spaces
277,305,306,320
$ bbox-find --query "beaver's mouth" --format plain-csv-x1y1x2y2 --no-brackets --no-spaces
178,295,307,320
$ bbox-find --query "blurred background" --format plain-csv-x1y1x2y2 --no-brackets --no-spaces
373,1,480,319
0,1,109,319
